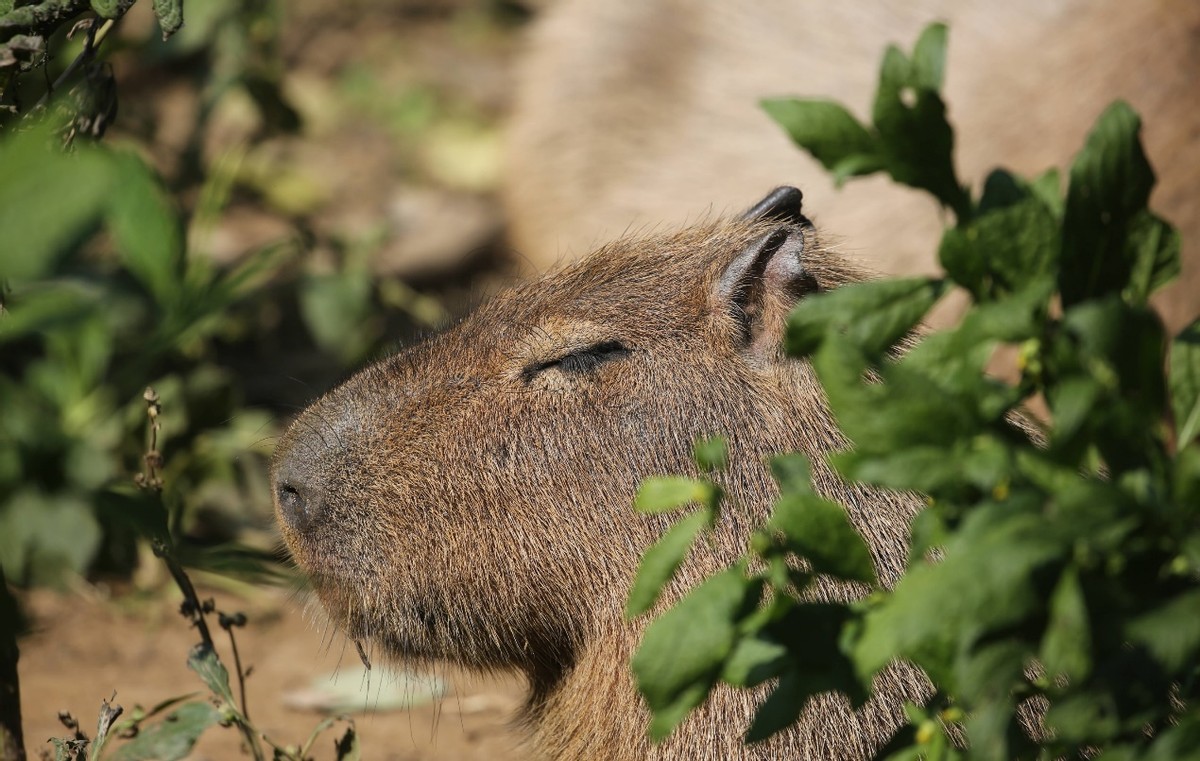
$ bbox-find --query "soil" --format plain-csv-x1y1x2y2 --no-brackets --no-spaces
17,584,528,760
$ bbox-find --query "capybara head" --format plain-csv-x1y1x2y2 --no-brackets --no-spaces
272,188,926,759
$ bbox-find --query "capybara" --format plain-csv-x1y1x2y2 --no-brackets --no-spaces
273,188,931,759
504,0,1200,331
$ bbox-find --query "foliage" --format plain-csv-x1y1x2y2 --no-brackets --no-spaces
42,394,361,761
631,23,1199,759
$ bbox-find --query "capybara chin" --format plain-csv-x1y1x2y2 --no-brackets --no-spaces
273,188,928,760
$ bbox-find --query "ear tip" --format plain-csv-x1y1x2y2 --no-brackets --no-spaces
742,186,807,225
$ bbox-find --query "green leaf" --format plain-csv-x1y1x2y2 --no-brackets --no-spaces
762,98,883,184
786,277,945,360
1040,566,1091,681
721,634,790,688
634,476,716,514
692,436,728,473
633,568,751,740
769,493,876,585
870,25,968,220
909,22,948,90
855,499,1060,687
1170,319,1200,447
1042,692,1120,745
1060,101,1156,306
1125,589,1200,673
106,152,184,306
1123,212,1180,304
769,453,815,496
152,0,184,39
938,197,1059,299
90,0,126,19
744,668,807,744
107,702,221,761
0,490,102,585
626,511,707,618
187,643,236,705
0,126,112,280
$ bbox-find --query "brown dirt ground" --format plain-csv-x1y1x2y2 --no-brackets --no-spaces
17,584,528,760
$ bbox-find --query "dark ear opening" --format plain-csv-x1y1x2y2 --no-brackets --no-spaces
718,187,818,357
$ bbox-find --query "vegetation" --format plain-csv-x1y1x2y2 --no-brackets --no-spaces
630,24,1199,760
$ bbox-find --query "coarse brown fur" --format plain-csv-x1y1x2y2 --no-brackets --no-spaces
273,202,932,759
505,0,1200,332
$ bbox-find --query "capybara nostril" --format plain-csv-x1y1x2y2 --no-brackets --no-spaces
275,481,309,531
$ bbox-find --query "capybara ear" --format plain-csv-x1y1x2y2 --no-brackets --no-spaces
716,188,818,358
740,185,811,228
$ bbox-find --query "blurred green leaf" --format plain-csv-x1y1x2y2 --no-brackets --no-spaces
633,568,751,740
0,126,111,280
0,490,101,585
107,702,221,761
692,436,728,473
721,634,789,688
1060,101,1156,306
627,510,707,618
634,477,716,514
1040,566,1091,681
769,492,876,585
762,98,883,184
106,152,184,306
1170,319,1200,447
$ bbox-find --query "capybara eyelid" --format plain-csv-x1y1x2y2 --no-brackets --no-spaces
520,340,631,383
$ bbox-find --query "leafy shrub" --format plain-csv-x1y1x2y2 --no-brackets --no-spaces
630,24,1199,760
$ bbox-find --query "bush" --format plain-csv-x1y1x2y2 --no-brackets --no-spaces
629,24,1199,760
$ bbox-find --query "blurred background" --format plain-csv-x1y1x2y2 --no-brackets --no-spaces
1,0,1196,759
1,2,532,759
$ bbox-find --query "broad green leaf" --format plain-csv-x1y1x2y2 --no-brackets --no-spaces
1042,692,1120,745
787,277,945,360
871,28,968,220
769,453,815,496
910,22,948,90
626,511,708,618
633,568,751,739
298,268,374,365
1123,211,1180,304
939,197,1059,299
1170,319,1200,447
1060,101,1155,306
106,153,184,306
0,126,112,280
762,98,883,184
0,490,102,585
692,436,728,473
1040,566,1091,681
187,643,236,705
634,476,715,514
855,499,1060,687
721,634,789,688
769,493,876,585
744,669,807,744
107,702,221,761
1125,589,1200,673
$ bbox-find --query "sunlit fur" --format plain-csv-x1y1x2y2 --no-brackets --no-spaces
274,214,930,759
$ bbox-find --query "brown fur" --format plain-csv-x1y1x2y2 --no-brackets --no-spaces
505,0,1200,332
273,209,930,759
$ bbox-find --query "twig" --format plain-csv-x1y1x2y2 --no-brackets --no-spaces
31,15,114,110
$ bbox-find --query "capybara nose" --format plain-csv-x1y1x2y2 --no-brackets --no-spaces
273,459,322,533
